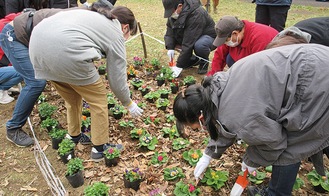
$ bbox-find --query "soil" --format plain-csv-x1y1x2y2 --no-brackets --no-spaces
1,65,329,196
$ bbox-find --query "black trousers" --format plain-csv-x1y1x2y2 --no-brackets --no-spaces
255,5,290,32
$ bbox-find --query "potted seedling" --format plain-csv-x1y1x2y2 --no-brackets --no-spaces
138,84,151,96
130,77,144,90
144,116,160,125
307,170,329,193
118,120,135,131
144,91,160,103
81,116,91,133
200,168,229,190
293,177,305,191
155,98,170,111
123,168,143,191
155,73,165,86
38,102,57,121
165,114,176,123
98,64,106,75
161,125,179,139
109,104,127,120
40,117,59,132
37,93,47,104
183,75,196,87
183,149,202,166
65,158,84,188
150,151,168,165
107,96,117,109
139,133,158,151
130,128,147,139
163,167,185,182
84,182,109,196
157,88,171,99
58,138,75,164
172,137,190,150
144,63,154,76
174,181,201,196
150,57,161,70
103,147,120,167
248,170,266,185
133,56,145,69
127,65,138,79
49,129,68,150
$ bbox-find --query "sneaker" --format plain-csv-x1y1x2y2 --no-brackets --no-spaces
197,61,209,75
6,128,34,147
247,186,268,196
0,90,15,104
91,143,124,162
66,133,92,145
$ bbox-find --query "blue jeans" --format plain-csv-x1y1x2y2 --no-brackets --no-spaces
0,24,46,129
226,53,236,68
0,66,22,90
268,162,301,196
194,34,215,60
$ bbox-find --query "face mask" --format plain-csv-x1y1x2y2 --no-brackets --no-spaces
226,35,239,47
171,11,179,19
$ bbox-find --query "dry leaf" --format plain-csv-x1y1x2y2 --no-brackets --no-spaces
100,176,111,182
115,188,121,194
20,186,37,191
13,168,22,173
84,171,95,178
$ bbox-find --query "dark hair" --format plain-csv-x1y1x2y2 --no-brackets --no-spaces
266,34,308,49
89,3,137,36
29,0,49,10
173,78,219,140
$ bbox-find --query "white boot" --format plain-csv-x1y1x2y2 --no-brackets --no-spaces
0,90,15,104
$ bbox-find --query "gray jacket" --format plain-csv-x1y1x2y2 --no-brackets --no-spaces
29,9,131,106
205,44,329,168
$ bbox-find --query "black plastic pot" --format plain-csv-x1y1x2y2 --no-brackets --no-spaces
185,81,196,87
314,185,328,193
160,93,169,99
146,98,154,103
128,74,136,79
98,69,106,75
113,113,123,120
123,177,142,191
157,79,165,86
171,86,179,94
104,157,119,167
51,137,63,150
159,106,167,111
66,170,84,188
108,103,115,109
59,150,75,164
141,89,150,96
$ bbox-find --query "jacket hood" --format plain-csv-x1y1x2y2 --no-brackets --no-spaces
208,71,229,109
172,0,201,28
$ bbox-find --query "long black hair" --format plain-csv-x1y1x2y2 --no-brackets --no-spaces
173,77,219,140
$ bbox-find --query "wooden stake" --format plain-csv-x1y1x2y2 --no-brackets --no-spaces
137,22,147,59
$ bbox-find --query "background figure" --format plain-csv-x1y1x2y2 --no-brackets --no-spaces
200,0,219,13
253,0,292,32
0,0,5,19
208,15,278,75
29,5,143,162
162,0,216,75
0,66,22,104
173,44,329,196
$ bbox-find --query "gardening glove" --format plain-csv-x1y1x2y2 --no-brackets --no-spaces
167,50,175,61
241,161,257,174
194,153,212,180
127,101,143,117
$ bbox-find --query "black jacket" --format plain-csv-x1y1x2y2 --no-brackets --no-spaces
164,0,216,67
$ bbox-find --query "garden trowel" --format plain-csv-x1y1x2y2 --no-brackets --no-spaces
230,170,249,196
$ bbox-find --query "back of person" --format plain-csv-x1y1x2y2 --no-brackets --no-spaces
0,0,5,19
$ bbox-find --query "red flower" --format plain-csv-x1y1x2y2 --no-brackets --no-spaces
108,148,114,154
188,184,195,192
157,155,163,161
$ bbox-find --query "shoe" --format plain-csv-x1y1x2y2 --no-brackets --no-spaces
198,61,209,75
66,133,92,145
6,128,34,147
188,56,201,67
170,66,183,78
247,186,268,196
0,90,15,104
91,143,124,162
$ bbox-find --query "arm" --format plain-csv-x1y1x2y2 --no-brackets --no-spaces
164,19,176,50
207,45,229,75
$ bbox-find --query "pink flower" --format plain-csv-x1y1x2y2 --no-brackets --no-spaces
157,155,163,162
108,148,114,154
189,184,195,192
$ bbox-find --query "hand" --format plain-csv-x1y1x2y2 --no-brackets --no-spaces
127,102,143,117
194,153,212,180
167,50,175,61
241,161,257,174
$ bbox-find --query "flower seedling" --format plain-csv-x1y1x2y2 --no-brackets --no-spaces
37,93,47,104
119,120,135,129
150,58,161,70
161,125,179,139
157,88,171,98
103,147,120,159
144,116,160,125
98,64,106,75
38,102,57,119
40,117,59,132
139,133,158,150
174,181,201,196
130,128,147,139
144,91,160,102
107,96,117,108
58,138,75,156
163,167,185,181
124,168,143,182
81,116,91,132
172,137,190,150
247,170,266,185
165,114,176,123
127,65,138,77
150,151,168,165
182,149,202,166
293,177,305,191
155,98,170,110
183,75,196,86
137,101,147,109
66,158,84,176
138,85,151,96
130,77,144,90
84,182,109,196
307,170,329,191
133,56,145,67
200,168,229,190
49,129,67,140
109,105,127,115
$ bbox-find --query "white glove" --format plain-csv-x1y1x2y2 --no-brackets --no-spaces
127,102,143,117
241,161,257,174
167,50,175,61
194,153,212,180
